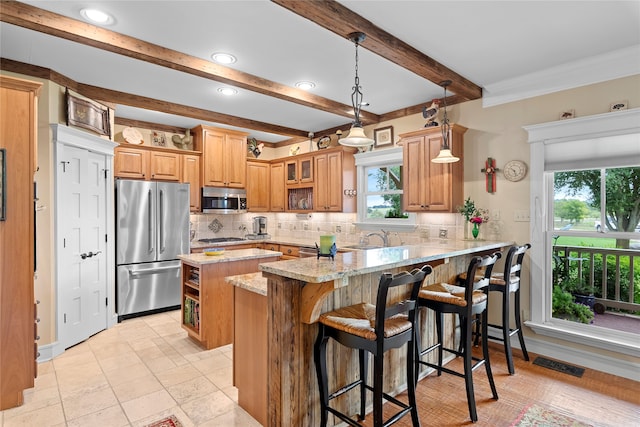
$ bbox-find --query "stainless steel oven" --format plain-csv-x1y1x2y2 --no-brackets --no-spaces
201,187,247,214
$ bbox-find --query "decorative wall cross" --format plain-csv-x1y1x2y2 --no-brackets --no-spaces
481,157,499,193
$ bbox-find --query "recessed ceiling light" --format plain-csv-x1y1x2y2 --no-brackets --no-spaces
295,81,316,90
218,87,238,96
80,8,114,25
211,53,237,64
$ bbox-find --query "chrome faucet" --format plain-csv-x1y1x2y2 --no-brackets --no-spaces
366,230,390,247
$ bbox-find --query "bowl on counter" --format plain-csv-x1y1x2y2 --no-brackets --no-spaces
203,248,225,256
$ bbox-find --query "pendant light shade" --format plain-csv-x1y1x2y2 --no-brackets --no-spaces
431,80,459,163
339,32,375,149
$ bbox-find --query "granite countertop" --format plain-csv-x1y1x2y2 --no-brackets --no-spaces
190,239,257,250
178,248,282,266
225,272,267,296
259,240,513,283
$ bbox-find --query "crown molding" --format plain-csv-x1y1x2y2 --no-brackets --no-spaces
483,45,640,107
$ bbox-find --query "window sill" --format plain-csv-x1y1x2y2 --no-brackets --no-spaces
353,222,417,233
525,320,640,357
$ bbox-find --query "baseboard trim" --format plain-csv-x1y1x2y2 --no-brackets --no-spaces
36,341,65,363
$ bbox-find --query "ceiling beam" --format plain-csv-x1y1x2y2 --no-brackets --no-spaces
0,58,309,138
0,1,380,124
272,0,483,101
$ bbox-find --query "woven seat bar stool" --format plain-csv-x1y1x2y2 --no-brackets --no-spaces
415,253,501,423
460,243,531,375
314,265,432,427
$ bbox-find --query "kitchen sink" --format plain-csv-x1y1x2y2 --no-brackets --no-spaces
341,244,383,250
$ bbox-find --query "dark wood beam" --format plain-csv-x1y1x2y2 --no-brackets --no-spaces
0,1,380,124
1,58,309,138
272,0,483,101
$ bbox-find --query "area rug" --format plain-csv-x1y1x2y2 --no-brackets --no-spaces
533,356,585,378
144,415,183,427
511,403,593,427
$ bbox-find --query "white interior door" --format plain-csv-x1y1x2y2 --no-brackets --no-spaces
58,145,108,349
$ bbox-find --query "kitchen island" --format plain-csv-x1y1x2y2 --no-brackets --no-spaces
177,248,281,349
247,239,513,426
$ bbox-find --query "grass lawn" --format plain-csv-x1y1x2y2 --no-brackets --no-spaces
553,236,617,248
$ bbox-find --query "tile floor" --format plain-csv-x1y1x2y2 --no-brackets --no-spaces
0,310,261,427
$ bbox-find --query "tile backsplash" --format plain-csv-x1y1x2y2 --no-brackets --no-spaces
189,212,502,245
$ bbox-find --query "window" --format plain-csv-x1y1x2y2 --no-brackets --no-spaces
525,109,640,359
354,147,416,231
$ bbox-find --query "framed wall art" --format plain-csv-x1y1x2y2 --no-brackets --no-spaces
0,148,5,221
66,89,111,137
374,126,393,148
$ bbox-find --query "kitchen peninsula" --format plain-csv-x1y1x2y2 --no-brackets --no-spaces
237,239,513,426
177,248,281,349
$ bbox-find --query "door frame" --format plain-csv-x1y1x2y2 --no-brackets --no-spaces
49,124,117,358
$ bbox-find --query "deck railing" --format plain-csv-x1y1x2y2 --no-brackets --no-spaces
552,245,640,312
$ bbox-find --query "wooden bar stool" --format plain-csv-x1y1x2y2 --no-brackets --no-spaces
462,244,531,375
314,265,432,427
415,253,501,423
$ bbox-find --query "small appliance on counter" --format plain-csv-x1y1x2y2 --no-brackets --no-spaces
245,216,270,240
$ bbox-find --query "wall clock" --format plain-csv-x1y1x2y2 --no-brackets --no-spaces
503,160,527,182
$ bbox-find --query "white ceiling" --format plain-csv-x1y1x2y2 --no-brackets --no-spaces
1,1,639,143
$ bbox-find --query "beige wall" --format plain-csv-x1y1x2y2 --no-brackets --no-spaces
3,68,638,364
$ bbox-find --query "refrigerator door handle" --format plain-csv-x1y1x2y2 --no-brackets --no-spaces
128,265,180,277
159,189,165,254
147,189,154,254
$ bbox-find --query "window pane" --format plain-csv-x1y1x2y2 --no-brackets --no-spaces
604,167,640,234
553,169,600,231
365,194,407,219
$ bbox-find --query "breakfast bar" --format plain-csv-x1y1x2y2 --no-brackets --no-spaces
231,240,512,426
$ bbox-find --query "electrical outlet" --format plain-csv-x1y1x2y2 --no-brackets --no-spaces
514,210,530,222
492,210,501,220
439,229,448,239
335,225,342,233
277,222,282,229
303,223,309,231
349,225,357,234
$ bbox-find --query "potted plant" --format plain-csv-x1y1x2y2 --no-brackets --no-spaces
552,286,594,324
560,276,596,310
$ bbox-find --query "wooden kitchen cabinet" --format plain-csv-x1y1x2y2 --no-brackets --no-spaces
314,148,356,212
0,75,41,410
400,124,466,212
192,125,248,188
269,162,285,212
279,244,299,259
149,150,181,181
114,146,149,179
285,156,313,186
246,160,270,212
182,153,201,212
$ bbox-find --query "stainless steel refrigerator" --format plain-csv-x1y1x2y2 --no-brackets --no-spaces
115,179,189,321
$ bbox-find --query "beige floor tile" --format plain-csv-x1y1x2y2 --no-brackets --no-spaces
52,347,97,370
120,389,176,422
33,371,57,390
57,363,109,398
2,402,65,427
154,363,202,388
198,406,262,427
66,404,130,427
112,375,164,403
206,365,233,390
179,390,236,425
221,385,239,403
1,386,60,421
98,351,143,372
145,355,178,374
134,344,165,360
191,352,231,375
61,383,119,420
37,361,54,375
165,376,219,405
104,361,152,387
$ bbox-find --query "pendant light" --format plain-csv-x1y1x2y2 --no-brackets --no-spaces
339,32,375,149
431,80,459,163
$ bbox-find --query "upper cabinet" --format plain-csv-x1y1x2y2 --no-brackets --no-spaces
114,146,149,180
285,156,313,186
400,124,466,212
246,160,270,212
192,125,248,188
269,162,285,212
182,154,201,212
314,149,356,212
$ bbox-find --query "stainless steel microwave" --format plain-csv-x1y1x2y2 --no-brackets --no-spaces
201,187,247,214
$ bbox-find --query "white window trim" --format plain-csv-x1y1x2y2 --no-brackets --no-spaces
524,108,640,358
353,147,417,232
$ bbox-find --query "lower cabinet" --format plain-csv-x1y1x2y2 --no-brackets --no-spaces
279,244,299,259
180,256,278,350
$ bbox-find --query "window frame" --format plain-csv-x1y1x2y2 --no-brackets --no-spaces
353,147,417,232
525,108,640,358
